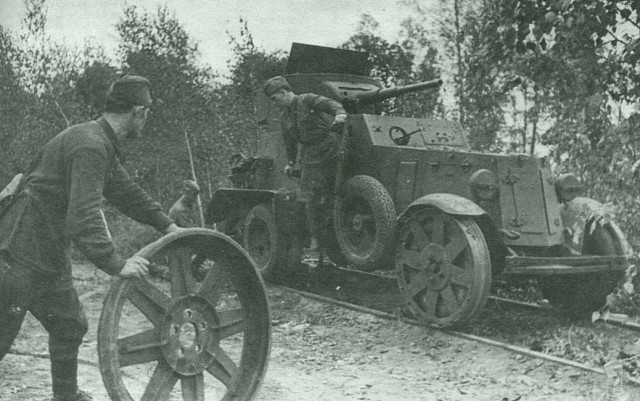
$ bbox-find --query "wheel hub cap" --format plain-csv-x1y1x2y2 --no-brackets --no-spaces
351,214,364,232
419,244,450,291
160,296,219,376
248,221,271,266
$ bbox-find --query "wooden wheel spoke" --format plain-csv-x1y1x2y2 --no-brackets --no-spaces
128,279,170,326
406,271,430,298
423,290,439,318
397,248,424,270
118,328,163,367
430,213,444,244
169,248,196,297
197,260,226,305
217,309,246,339
449,264,473,287
141,361,179,401
99,231,272,401
205,345,239,388
445,236,467,262
440,285,459,315
181,374,205,401
397,210,491,327
407,220,427,245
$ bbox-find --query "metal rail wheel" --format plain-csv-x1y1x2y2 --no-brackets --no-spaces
395,208,492,328
538,221,626,316
98,228,270,401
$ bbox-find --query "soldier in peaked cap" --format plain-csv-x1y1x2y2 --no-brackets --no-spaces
0,75,180,401
264,75,347,251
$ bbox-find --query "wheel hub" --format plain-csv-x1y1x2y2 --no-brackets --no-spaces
351,213,364,232
160,295,219,376
419,244,450,291
247,220,271,265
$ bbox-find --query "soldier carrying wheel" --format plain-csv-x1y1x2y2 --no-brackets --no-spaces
0,75,180,401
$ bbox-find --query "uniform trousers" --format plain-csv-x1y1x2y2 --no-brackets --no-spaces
0,254,88,369
300,158,337,241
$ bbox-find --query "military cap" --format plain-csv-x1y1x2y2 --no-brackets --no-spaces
106,75,152,107
182,179,200,193
263,76,292,96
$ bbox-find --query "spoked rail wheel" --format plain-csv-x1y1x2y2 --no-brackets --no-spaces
396,208,491,328
538,221,625,316
98,228,270,401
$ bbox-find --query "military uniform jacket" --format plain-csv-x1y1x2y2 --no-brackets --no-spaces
168,197,198,228
0,117,173,277
281,94,346,165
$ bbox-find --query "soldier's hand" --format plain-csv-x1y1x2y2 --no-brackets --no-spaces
284,164,294,177
120,255,150,279
334,113,347,125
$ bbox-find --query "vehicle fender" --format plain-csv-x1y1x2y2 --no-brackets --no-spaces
398,193,486,221
398,193,507,274
561,197,633,256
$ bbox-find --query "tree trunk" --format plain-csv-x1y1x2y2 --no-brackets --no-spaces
454,0,465,124
529,89,538,156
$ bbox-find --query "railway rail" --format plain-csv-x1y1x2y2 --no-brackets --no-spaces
6,250,640,398
275,260,640,387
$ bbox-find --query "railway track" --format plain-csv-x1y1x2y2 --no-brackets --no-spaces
7,258,640,392
274,260,640,387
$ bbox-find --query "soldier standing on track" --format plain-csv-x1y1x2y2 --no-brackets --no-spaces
263,76,347,251
0,75,180,401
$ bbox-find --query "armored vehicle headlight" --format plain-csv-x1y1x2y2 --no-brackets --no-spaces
554,173,583,203
470,169,498,200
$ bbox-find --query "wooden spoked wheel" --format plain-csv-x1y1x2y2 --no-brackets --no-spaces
98,228,270,401
396,208,491,328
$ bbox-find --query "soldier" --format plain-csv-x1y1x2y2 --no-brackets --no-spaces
263,76,347,251
0,75,180,401
168,179,201,228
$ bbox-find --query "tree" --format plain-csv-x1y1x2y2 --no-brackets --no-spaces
0,26,31,183
0,0,104,174
115,4,219,205
341,14,442,118
218,18,287,160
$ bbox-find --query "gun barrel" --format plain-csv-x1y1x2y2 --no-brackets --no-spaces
356,78,443,104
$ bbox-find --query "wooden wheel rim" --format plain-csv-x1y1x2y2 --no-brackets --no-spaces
98,228,271,401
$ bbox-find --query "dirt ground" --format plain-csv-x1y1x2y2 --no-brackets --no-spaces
1,263,639,401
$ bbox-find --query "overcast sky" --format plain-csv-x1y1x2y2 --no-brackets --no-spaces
0,0,418,76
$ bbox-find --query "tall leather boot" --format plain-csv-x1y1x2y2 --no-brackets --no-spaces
50,358,92,401
306,201,326,252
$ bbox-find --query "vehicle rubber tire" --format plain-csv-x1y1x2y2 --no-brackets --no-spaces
334,175,397,271
316,197,348,266
243,203,302,281
539,222,624,316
